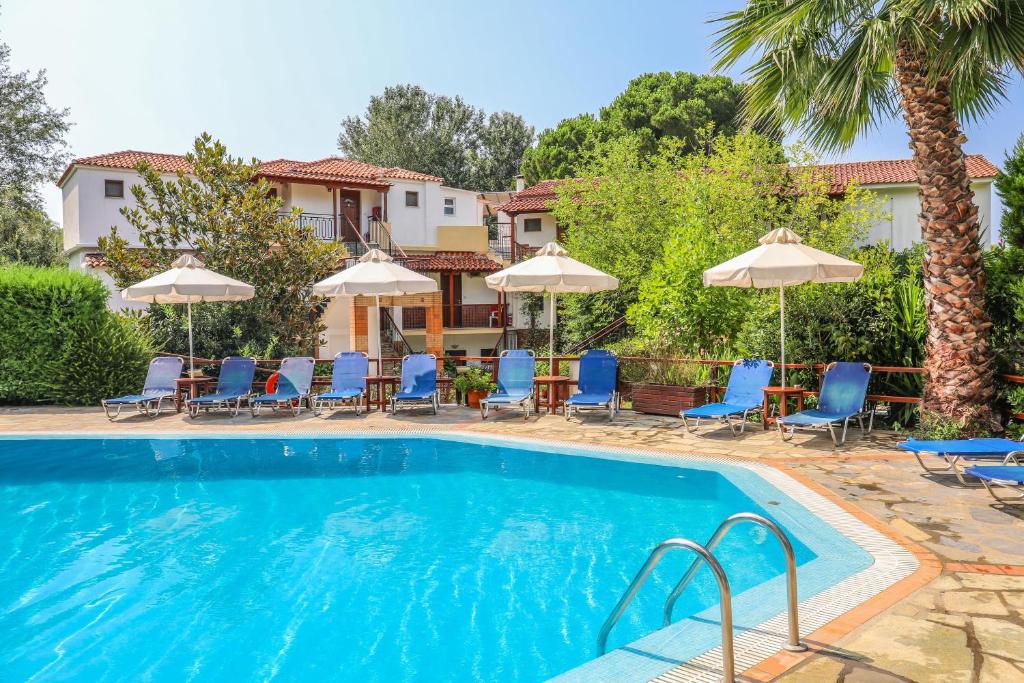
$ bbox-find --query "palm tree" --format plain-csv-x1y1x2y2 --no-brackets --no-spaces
712,1,1024,427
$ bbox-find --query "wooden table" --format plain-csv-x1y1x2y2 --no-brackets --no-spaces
365,375,400,412
175,377,215,413
534,375,569,415
761,385,805,429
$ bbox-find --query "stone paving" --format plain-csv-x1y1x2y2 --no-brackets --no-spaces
1,405,1022,682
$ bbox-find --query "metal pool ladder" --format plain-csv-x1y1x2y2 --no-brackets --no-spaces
595,512,807,682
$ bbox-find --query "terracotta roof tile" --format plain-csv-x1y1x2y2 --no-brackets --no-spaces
405,252,502,272
494,179,565,214
813,155,999,194
498,155,1000,212
58,151,443,188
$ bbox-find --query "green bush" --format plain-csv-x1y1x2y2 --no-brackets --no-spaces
0,265,158,405
46,313,156,405
0,266,108,403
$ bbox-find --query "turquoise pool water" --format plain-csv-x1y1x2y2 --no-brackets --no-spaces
0,436,865,682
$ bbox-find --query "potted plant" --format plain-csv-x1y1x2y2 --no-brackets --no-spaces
614,340,715,416
453,367,496,409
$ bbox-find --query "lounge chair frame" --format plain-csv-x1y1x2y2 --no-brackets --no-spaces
102,394,175,420
250,357,316,418
101,356,183,421
681,360,775,436
185,356,257,419
974,454,1024,503
481,350,535,420
313,352,368,417
564,349,620,422
683,408,753,436
908,441,1024,486
777,362,874,446
390,354,440,415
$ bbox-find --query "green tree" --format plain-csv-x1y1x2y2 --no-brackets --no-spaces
996,134,1024,248
98,133,344,358
0,35,70,267
338,84,533,190
0,187,63,267
549,133,882,352
633,135,880,352
520,72,750,185
520,114,606,186
713,1,1024,428
471,111,536,191
0,42,70,191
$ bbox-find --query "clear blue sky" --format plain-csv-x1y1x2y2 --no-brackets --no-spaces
5,0,1023,222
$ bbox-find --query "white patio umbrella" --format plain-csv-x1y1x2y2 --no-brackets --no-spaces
122,254,255,377
311,249,437,375
703,227,864,387
485,242,619,368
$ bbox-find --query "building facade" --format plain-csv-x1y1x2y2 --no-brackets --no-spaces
58,151,1001,360
58,151,515,360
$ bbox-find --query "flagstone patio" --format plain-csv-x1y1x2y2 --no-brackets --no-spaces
2,405,1021,681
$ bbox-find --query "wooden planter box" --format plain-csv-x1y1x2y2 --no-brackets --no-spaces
631,383,709,416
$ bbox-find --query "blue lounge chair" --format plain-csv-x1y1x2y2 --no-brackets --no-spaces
313,351,369,416
565,349,619,420
185,356,256,418
250,357,315,417
390,354,439,414
102,356,183,420
898,437,1024,485
681,359,775,435
964,463,1024,503
778,362,873,446
480,349,535,419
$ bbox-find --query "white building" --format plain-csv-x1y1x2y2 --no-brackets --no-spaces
58,151,515,359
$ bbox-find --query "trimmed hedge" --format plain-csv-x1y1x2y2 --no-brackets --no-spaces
0,266,155,404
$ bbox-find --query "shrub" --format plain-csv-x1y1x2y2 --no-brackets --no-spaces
0,265,159,405
46,313,156,405
0,266,108,403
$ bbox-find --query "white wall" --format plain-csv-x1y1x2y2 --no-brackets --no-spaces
515,212,558,249
860,180,995,251
386,179,481,248
61,166,178,251
460,272,499,305
319,296,353,358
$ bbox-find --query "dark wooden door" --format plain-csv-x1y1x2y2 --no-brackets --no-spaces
339,190,361,242
440,273,462,327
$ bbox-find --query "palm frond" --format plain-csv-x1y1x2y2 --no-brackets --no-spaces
711,0,1024,149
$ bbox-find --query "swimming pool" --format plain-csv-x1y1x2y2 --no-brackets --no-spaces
0,434,887,682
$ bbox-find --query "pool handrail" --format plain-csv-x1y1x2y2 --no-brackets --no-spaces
662,512,805,653
596,538,735,682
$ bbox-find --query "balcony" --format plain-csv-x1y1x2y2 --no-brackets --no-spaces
401,304,509,330
286,212,336,241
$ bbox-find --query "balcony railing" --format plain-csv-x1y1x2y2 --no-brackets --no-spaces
401,304,509,330
488,222,537,262
282,212,336,241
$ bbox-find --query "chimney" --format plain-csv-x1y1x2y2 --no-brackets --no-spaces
515,175,525,192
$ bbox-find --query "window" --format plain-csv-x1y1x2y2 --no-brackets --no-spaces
104,179,124,198
405,191,419,207
524,217,542,232
443,197,456,216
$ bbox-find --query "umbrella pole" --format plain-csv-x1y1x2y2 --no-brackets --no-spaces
187,300,195,378
779,286,785,389
549,292,556,372
376,294,383,378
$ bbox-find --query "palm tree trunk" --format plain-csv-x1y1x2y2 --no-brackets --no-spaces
895,46,996,428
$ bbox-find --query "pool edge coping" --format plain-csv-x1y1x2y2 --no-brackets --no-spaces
0,428,939,682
